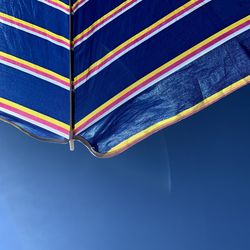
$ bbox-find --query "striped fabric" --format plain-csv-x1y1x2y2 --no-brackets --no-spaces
0,0,70,142
0,0,249,156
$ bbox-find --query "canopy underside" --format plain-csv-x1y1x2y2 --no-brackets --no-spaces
0,0,249,157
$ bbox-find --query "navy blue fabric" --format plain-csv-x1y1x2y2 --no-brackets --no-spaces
74,0,249,75
80,32,250,153
61,0,70,4
74,0,250,122
0,25,69,77
0,65,69,123
0,0,249,152
74,0,125,36
74,0,189,75
0,112,66,142
0,0,69,38
0,0,70,141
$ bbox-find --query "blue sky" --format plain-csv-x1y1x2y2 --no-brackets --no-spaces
0,85,249,250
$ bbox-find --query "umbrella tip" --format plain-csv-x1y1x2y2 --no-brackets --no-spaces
69,139,75,151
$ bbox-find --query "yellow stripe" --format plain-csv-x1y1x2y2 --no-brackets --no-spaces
0,12,70,45
48,0,83,11
75,16,249,129
45,0,70,10
0,98,70,130
0,52,69,84
105,76,250,156
73,0,86,10
74,0,137,43
74,0,203,82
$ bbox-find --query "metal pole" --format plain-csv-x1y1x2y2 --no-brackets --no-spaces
69,0,75,151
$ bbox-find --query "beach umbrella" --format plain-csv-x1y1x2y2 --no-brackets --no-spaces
0,0,249,157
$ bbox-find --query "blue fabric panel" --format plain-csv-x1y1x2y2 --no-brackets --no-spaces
61,0,70,4
74,0,189,74
0,112,66,142
0,25,69,77
1,0,70,140
79,31,250,154
1,0,249,150
74,0,249,122
74,0,249,75
0,65,70,124
0,0,69,38
74,0,125,36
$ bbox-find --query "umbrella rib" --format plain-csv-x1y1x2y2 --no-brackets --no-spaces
69,0,75,150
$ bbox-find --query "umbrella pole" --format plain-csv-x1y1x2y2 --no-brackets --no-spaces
69,0,75,151
69,139,75,151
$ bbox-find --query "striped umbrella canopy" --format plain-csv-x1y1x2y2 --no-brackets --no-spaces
0,0,249,157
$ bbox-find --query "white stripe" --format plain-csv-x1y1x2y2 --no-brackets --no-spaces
38,0,69,14
0,60,70,90
74,0,211,89
0,107,69,138
0,19,69,49
76,25,249,134
73,0,89,13
38,0,89,14
74,0,143,47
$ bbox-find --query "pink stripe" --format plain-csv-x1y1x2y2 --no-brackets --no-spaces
0,16,70,48
0,103,69,135
75,22,249,133
0,55,70,87
74,0,138,45
74,0,204,85
45,0,69,12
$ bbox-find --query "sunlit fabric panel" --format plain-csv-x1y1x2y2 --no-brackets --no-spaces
74,0,250,156
0,0,70,141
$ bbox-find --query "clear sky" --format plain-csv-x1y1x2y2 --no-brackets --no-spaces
0,85,249,250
